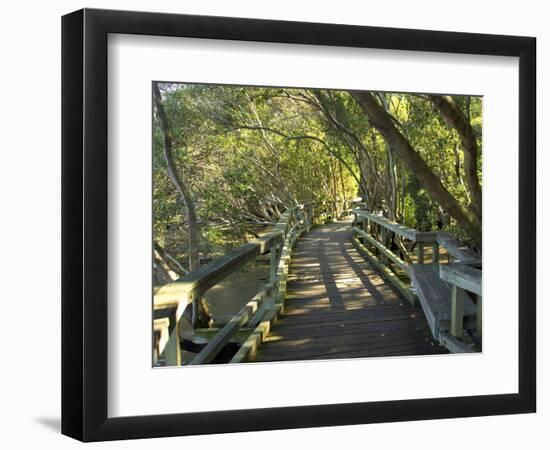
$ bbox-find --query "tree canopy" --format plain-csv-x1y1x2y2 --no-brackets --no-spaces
152,83,482,285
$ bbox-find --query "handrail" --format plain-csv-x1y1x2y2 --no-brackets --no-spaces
351,206,482,352
439,262,482,341
351,208,440,300
436,232,481,263
353,209,437,242
351,208,480,280
155,200,353,318
189,281,276,365
440,263,482,296
229,218,305,363
154,199,350,365
153,207,299,365
190,219,306,365
352,226,410,274
154,209,295,326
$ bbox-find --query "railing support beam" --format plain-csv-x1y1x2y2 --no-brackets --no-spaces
476,294,482,335
417,243,425,264
432,241,439,263
270,243,279,284
163,317,181,366
450,285,466,338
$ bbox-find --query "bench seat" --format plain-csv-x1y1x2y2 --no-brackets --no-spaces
410,263,477,339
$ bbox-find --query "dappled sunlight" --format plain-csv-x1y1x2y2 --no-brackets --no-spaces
263,335,286,343
248,219,447,363
287,223,403,312
264,336,313,347
150,82,482,367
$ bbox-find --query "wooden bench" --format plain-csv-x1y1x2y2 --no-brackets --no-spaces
410,263,477,340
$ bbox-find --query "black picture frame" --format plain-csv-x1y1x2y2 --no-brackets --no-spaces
61,8,536,442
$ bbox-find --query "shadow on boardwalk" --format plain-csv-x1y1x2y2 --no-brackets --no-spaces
250,219,448,363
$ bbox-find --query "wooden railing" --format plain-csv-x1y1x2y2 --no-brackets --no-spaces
439,262,482,340
351,208,482,352
154,200,352,366
434,232,481,350
351,209,438,304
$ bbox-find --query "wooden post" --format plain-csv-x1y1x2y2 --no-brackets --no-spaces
417,243,425,264
153,317,170,366
362,218,368,248
191,296,199,328
164,318,181,366
432,241,439,263
450,285,465,338
380,228,388,265
476,294,482,335
270,243,279,283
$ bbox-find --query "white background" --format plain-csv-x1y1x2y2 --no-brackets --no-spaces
109,35,518,417
0,0,547,448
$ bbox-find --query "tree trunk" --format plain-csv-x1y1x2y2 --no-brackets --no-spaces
385,143,398,221
351,91,481,245
337,158,348,209
357,148,371,206
429,95,482,223
153,83,200,272
153,83,211,328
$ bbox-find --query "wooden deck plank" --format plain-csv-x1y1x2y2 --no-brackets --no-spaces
272,312,426,330
250,219,447,363
263,324,431,343
264,314,434,335
256,339,445,362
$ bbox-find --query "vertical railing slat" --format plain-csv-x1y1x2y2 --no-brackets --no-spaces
417,243,424,264
432,241,439,263
450,285,465,338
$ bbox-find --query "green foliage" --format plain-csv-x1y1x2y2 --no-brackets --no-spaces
153,84,482,272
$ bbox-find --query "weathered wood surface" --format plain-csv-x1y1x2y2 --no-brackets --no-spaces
436,232,480,262
439,263,482,296
351,236,416,305
352,226,410,274
189,281,275,365
353,209,437,243
410,263,477,339
438,331,477,353
154,208,297,332
250,220,447,363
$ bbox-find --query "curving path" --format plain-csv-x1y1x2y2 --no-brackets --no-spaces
250,219,447,362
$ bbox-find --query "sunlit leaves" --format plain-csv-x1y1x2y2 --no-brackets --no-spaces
153,84,482,264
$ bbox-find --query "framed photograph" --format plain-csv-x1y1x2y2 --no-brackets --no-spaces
62,8,536,441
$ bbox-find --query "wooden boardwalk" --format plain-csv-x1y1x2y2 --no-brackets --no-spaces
250,219,447,362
